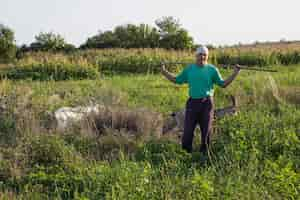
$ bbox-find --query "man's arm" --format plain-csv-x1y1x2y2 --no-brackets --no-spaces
222,65,241,88
161,63,176,83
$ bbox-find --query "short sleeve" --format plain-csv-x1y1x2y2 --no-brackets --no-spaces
175,66,188,84
213,67,225,87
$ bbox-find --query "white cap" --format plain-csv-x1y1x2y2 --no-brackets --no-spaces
195,46,209,55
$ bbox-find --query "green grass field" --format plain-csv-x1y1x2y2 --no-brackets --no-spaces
0,51,299,199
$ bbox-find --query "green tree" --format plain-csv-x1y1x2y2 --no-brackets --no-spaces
81,17,194,49
135,24,160,48
31,32,68,51
159,29,194,50
81,30,119,49
81,24,160,49
155,16,181,35
0,24,16,63
114,25,133,48
155,16,194,49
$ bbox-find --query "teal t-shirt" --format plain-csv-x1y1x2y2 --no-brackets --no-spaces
175,64,225,99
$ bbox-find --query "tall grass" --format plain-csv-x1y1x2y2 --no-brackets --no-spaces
0,56,99,81
12,48,300,76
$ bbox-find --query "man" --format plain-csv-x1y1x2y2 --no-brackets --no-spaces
161,46,240,153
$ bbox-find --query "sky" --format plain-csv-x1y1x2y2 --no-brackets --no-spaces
1,0,299,47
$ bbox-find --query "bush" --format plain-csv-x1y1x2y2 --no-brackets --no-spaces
10,135,89,199
23,135,81,169
21,166,88,199
28,32,77,53
0,25,16,63
262,157,300,199
213,105,300,165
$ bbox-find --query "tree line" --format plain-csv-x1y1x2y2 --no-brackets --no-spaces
0,17,196,62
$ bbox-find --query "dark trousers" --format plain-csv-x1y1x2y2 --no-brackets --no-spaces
182,97,214,153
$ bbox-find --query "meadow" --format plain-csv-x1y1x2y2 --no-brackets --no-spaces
0,48,299,199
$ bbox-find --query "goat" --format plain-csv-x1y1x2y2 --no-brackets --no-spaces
53,104,101,131
50,104,163,137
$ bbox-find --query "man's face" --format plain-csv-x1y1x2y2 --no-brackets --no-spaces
196,53,208,66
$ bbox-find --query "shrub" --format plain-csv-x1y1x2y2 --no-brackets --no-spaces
28,32,77,53
0,25,16,63
262,157,300,199
23,134,81,169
